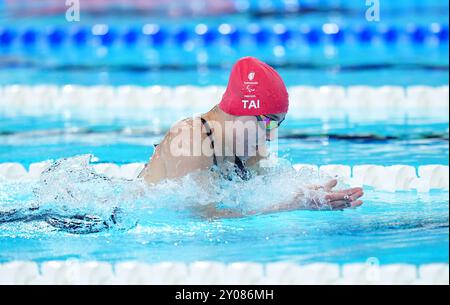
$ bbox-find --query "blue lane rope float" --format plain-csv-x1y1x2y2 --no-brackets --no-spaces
0,28,16,46
71,26,89,45
379,26,398,43
21,29,38,45
47,28,66,46
123,27,139,45
0,23,448,48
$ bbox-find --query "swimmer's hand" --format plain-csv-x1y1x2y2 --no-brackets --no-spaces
305,179,364,210
193,179,364,219
254,179,364,214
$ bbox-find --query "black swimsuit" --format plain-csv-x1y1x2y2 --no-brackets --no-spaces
200,117,251,181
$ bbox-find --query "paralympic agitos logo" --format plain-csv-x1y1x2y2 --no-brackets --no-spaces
242,72,260,109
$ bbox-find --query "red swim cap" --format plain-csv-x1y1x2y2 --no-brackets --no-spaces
219,57,289,116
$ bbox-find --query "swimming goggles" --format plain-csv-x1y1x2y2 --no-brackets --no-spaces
256,114,285,132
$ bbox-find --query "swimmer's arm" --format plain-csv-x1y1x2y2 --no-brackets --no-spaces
253,180,363,214
194,204,245,219
195,180,364,219
140,144,168,184
254,184,364,214
193,202,301,219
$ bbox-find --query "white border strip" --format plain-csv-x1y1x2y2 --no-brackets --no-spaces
0,85,448,117
0,162,448,192
0,261,448,285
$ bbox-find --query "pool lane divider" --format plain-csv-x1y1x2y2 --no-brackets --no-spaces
0,261,448,285
0,85,448,119
0,162,448,192
1,22,448,48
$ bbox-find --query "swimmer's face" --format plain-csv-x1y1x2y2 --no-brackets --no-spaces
224,115,278,158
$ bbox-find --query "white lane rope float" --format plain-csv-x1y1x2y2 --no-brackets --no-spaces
0,85,448,120
0,162,448,192
0,260,448,285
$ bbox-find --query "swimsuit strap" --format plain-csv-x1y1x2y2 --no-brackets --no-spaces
234,155,251,181
200,117,218,166
234,155,246,172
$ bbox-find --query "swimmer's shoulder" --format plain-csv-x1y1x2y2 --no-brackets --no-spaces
163,116,208,143
141,117,207,184
164,117,195,138
140,119,193,182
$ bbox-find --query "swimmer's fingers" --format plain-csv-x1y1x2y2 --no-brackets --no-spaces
309,179,338,191
351,200,363,208
324,192,347,202
341,187,364,197
327,200,347,210
323,179,338,191
339,188,364,201
355,189,364,199
348,189,364,201
328,199,364,210
326,189,364,202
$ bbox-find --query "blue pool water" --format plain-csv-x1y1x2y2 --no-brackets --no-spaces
0,115,448,167
0,116,448,265
1,39,448,87
0,190,448,265
0,1,449,266
0,155,448,265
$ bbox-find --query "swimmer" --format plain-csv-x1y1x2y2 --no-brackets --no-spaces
139,57,364,218
0,57,363,233
0,57,363,234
